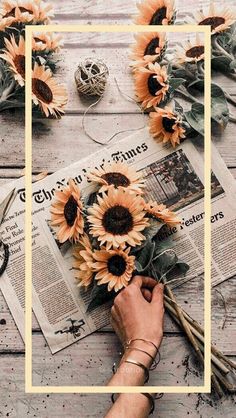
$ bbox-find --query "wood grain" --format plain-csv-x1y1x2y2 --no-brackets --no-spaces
32,333,204,386
50,0,233,19
1,112,236,171
1,350,235,418
58,48,236,111
0,0,236,415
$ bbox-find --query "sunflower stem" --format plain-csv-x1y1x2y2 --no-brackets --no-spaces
224,72,236,82
163,282,205,364
197,61,205,76
165,293,236,371
212,36,234,61
164,299,225,397
224,92,236,108
172,63,195,80
175,87,199,103
164,296,230,375
229,115,236,123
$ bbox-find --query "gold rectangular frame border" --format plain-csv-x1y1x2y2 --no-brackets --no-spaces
25,24,211,394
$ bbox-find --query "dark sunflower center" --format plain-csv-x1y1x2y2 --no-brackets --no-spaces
14,55,25,78
32,78,53,104
101,172,130,188
148,75,163,96
34,37,46,44
107,255,127,276
64,196,78,227
186,45,204,59
199,16,225,30
144,38,160,56
150,7,167,25
102,205,133,235
3,6,33,18
162,117,176,133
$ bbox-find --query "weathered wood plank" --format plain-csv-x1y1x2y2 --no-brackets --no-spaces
30,115,236,171
1,346,235,418
1,112,236,171
57,48,236,112
50,0,234,19
32,333,203,386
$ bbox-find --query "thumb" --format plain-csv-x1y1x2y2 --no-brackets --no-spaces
151,283,164,306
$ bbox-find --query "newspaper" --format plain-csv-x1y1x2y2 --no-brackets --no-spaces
0,128,236,353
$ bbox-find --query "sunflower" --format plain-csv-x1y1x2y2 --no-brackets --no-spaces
0,14,15,31
149,106,185,147
191,3,235,34
32,33,62,52
88,161,144,194
32,63,68,118
0,35,25,86
50,179,84,243
88,187,149,249
0,0,53,24
92,247,135,292
73,234,94,288
176,34,204,63
0,0,34,24
134,62,169,109
134,0,175,25
130,32,166,69
144,200,181,225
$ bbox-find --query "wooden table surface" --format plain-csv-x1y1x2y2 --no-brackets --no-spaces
1,0,236,416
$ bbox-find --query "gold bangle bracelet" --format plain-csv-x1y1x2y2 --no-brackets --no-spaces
125,338,159,352
124,358,149,383
141,393,155,415
127,347,157,369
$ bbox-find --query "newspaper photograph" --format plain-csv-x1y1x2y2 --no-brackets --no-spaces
0,128,236,353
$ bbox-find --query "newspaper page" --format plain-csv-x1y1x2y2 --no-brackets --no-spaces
0,128,236,353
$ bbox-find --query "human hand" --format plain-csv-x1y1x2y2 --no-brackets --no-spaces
111,276,164,351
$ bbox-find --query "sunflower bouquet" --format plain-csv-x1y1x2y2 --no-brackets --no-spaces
131,0,236,147
0,0,68,117
50,162,236,397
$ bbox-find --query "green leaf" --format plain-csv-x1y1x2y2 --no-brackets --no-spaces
172,67,194,82
166,261,190,279
184,102,204,136
229,59,236,70
154,236,174,256
211,84,229,127
86,283,114,312
211,55,232,73
152,249,178,277
174,100,184,114
143,219,163,241
169,77,185,90
134,260,143,272
167,63,172,75
135,239,155,272
185,81,229,129
188,79,204,90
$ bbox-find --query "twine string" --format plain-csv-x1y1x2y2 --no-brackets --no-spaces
75,58,109,97
76,58,147,145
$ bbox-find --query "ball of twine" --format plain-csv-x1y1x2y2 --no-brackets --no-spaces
74,58,109,97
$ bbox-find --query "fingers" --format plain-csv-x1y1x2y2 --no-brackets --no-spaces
141,288,152,302
151,283,164,306
131,275,158,290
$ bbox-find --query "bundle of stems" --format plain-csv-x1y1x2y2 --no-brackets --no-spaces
163,284,236,397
